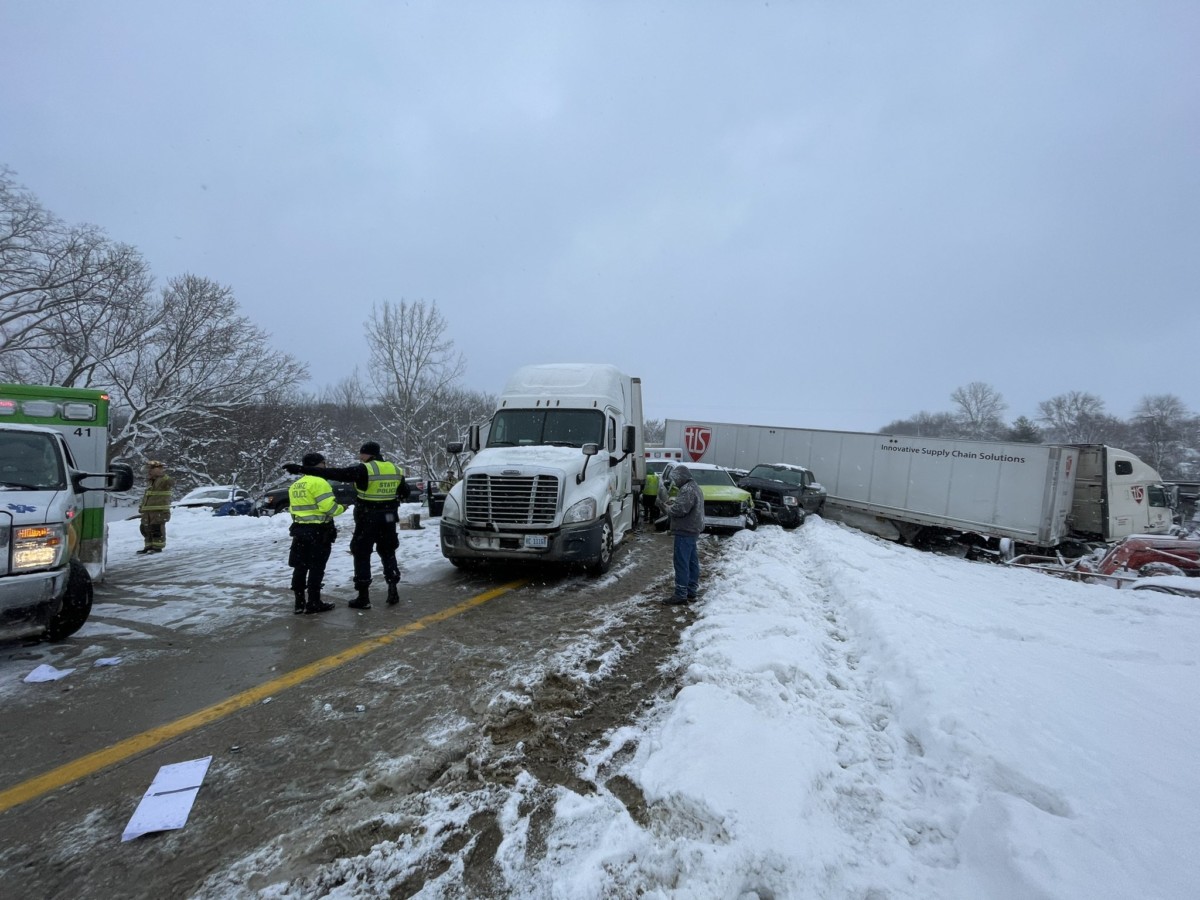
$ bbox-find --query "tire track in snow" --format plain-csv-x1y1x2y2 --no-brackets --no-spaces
788,524,966,882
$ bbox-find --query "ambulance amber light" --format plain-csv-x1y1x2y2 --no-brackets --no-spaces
16,526,55,541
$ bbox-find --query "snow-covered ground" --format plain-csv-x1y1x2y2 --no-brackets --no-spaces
13,509,1200,898
507,524,1200,900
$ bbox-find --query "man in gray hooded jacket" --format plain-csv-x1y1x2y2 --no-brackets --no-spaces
656,464,705,604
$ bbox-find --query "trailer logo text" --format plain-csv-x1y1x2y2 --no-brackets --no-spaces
880,443,1026,464
684,426,711,462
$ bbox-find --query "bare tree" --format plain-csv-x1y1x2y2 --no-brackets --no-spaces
364,299,467,464
104,274,308,469
1036,391,1119,443
950,382,1008,440
1127,394,1195,478
880,411,961,437
320,372,367,410
0,169,153,383
644,418,665,444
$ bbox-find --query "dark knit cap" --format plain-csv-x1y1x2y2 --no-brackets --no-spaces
359,441,381,457
302,451,325,466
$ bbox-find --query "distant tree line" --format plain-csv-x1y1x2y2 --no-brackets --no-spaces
880,381,1199,480
4,168,1196,490
0,167,492,496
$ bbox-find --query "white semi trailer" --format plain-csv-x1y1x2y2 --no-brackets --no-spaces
440,364,645,575
663,418,1173,553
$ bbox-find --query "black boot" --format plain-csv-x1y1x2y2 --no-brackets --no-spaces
386,582,399,605
305,589,335,614
293,590,306,615
348,586,372,610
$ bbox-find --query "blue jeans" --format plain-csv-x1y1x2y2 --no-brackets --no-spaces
672,533,700,598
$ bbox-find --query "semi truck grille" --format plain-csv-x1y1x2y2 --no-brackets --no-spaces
464,474,559,525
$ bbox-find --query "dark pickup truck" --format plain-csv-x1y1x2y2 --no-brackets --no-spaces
737,463,827,529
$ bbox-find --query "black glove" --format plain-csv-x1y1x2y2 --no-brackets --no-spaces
283,463,302,475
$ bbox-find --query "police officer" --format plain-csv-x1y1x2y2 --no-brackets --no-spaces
285,441,410,609
288,452,347,614
137,460,174,554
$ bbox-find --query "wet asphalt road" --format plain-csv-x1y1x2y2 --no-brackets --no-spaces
0,527,694,898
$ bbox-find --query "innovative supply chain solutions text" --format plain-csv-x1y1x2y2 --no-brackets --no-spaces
880,444,1027,464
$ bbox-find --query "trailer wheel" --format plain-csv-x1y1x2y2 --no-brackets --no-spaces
45,559,93,641
587,517,614,577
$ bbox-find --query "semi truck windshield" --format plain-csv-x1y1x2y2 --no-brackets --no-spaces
488,409,605,448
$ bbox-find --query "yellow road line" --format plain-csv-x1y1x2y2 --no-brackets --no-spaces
0,579,526,815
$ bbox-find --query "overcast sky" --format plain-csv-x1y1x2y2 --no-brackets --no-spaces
2,1,1197,432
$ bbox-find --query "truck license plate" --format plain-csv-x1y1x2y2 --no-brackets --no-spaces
524,534,548,549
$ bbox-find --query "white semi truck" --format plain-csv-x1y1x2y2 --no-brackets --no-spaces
663,418,1173,554
0,384,133,640
440,364,645,575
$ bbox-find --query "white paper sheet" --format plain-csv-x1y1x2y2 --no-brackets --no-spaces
121,756,213,842
23,663,75,683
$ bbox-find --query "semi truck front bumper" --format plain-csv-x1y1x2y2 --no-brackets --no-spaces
0,568,67,638
440,518,606,565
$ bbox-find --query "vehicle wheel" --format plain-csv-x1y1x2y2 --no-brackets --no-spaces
448,557,471,570
587,517,614,577
45,559,93,641
745,511,758,531
815,500,826,516
782,511,806,530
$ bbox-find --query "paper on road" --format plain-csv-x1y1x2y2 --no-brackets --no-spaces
121,757,213,842
22,664,75,683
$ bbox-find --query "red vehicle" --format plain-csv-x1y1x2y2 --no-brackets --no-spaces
1008,536,1200,585
1079,537,1200,578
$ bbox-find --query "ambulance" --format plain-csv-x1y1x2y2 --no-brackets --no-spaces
0,384,132,640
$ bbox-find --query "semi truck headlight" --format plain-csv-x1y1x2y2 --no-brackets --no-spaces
13,524,67,571
564,497,597,523
441,492,462,524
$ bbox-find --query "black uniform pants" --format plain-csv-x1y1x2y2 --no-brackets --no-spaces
289,523,335,595
350,506,401,588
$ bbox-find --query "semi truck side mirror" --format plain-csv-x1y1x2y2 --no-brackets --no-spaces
447,441,464,455
576,443,600,484
622,425,636,455
467,425,481,453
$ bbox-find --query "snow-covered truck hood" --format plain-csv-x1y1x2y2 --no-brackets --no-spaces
466,445,596,478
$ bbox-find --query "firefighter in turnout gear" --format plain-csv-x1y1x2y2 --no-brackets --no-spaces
285,441,410,609
287,452,347,614
137,460,173,553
